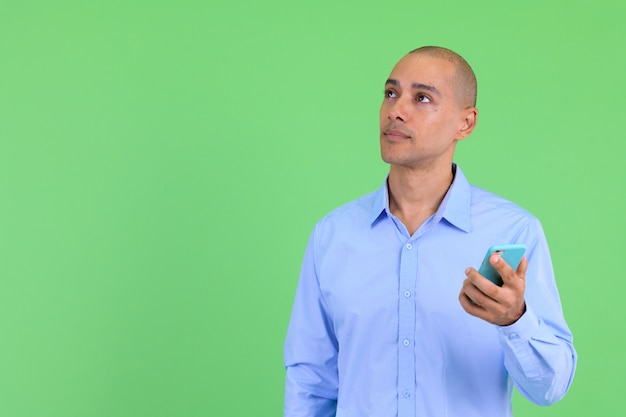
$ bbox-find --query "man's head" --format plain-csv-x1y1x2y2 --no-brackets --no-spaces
408,46,477,108
379,47,478,170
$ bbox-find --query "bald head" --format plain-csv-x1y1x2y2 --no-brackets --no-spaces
409,46,477,108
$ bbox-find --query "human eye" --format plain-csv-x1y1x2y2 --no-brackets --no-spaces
416,93,431,103
384,89,397,99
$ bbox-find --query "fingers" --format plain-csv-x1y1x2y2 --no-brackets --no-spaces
464,267,499,298
458,275,501,322
516,255,528,277
490,254,526,288
459,264,527,326
461,268,501,305
459,290,488,319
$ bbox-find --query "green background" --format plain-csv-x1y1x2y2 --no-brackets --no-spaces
0,0,623,416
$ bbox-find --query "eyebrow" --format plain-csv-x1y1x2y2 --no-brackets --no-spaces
385,78,441,96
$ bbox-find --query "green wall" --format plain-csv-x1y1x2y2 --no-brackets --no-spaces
0,1,624,416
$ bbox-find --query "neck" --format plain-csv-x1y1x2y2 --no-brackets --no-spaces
387,163,454,235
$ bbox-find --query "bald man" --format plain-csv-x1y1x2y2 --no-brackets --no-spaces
284,47,576,417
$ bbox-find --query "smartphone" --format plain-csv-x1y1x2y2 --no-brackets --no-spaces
478,244,526,286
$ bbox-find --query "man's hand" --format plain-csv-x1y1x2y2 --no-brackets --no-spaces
459,255,528,326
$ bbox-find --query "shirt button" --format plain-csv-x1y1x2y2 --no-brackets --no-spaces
403,339,410,347
404,290,411,298
403,390,411,398
509,333,520,340
406,243,413,250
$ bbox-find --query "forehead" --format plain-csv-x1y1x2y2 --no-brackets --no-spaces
388,54,457,92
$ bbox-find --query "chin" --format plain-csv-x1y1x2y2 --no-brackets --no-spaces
381,147,410,166
381,154,410,167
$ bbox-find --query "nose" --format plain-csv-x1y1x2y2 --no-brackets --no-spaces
386,98,409,122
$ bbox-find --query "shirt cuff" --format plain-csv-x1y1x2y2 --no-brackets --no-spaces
496,306,540,342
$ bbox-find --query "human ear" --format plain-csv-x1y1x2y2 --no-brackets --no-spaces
456,107,478,140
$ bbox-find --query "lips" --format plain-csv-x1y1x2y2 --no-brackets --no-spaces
383,128,411,139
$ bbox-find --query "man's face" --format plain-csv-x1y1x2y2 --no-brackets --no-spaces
379,53,472,169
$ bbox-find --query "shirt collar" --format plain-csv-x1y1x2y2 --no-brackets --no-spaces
368,163,471,233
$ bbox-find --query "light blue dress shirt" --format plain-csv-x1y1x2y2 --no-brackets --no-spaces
284,165,576,417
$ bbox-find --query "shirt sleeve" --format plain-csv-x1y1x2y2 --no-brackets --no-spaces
284,226,339,417
496,218,577,405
